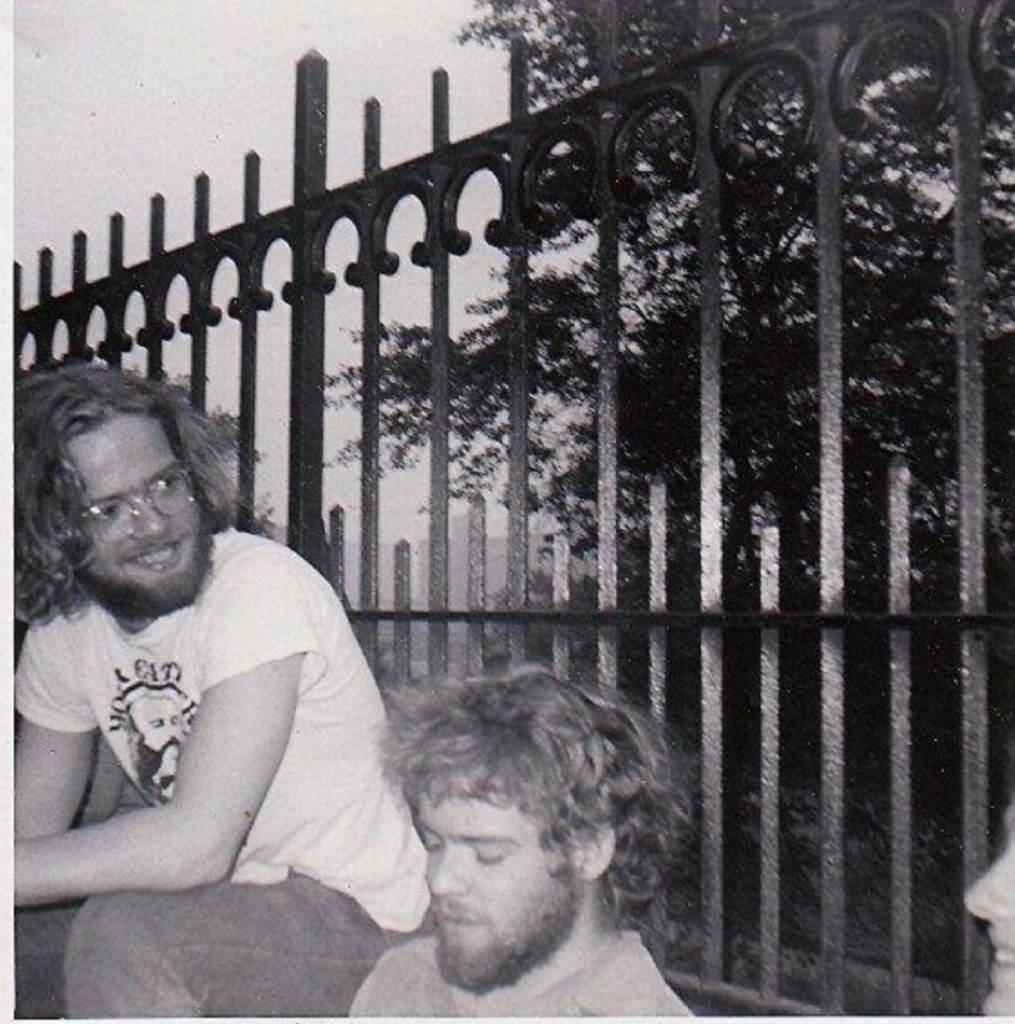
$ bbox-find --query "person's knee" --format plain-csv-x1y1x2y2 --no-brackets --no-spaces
64,893,182,1017
66,893,151,968
16,906,79,1018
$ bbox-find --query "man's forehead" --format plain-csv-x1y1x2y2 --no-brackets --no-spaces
417,794,540,842
67,414,175,497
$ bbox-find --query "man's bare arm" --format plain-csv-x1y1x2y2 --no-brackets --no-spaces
15,722,95,841
14,653,303,906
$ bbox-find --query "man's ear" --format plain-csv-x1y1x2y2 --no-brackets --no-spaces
571,827,616,881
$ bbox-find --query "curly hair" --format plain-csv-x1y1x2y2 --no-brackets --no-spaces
383,665,689,936
15,364,236,622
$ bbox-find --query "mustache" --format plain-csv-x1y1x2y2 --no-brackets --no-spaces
433,900,485,925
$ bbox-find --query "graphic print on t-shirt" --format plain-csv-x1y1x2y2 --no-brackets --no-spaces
108,659,198,804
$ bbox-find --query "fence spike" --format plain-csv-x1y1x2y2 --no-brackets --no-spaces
38,248,53,303
295,52,328,203
510,38,529,120
73,231,88,290
150,194,165,256
433,68,449,150
394,539,412,684
597,0,619,88
649,477,668,718
329,504,346,604
188,176,211,411
364,98,381,178
110,213,124,272
195,173,210,239
552,520,571,683
244,152,261,221
467,496,487,677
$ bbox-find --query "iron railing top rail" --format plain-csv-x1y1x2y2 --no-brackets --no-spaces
349,607,1015,627
16,0,1006,334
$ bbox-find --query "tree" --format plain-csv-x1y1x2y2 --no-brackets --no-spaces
330,0,1014,617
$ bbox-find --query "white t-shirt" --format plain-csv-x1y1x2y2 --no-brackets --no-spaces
351,931,693,1016
16,529,429,933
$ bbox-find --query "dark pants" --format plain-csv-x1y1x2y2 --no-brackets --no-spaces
18,875,389,1018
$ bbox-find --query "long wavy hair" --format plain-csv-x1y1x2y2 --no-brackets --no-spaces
384,665,689,939
15,364,236,622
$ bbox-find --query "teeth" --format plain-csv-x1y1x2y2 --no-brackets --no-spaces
134,546,176,569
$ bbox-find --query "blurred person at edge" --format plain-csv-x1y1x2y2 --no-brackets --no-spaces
966,789,1015,1014
14,365,428,1017
351,666,693,1017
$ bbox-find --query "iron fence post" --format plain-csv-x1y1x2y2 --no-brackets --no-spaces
596,0,620,689
697,0,725,986
953,0,989,1011
428,68,451,680
506,38,531,668
287,50,330,574
816,18,846,1013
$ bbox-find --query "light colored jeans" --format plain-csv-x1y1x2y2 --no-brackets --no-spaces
59,874,389,1017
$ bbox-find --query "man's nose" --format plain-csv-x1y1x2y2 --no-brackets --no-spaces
427,848,467,898
127,497,170,537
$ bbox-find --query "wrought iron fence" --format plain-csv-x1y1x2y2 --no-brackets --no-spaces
14,0,1014,1013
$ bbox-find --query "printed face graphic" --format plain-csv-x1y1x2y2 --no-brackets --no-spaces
110,671,196,805
418,795,580,994
966,842,1015,1014
68,414,211,630
129,693,182,752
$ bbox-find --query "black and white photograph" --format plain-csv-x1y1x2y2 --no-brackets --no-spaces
10,0,1015,1017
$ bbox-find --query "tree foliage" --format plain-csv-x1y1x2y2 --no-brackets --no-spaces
330,0,1014,617
326,9,1014,972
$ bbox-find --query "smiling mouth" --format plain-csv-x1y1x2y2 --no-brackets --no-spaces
130,542,183,571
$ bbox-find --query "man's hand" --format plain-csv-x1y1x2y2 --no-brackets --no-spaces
15,653,303,906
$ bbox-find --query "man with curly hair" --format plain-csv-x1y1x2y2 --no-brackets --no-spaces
14,364,429,1017
351,666,692,1016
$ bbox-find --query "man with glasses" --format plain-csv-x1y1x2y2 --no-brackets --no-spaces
14,364,429,1017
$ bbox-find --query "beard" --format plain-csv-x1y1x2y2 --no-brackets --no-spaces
435,868,581,995
82,519,214,625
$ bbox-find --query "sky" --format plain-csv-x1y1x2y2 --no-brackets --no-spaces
12,0,516,568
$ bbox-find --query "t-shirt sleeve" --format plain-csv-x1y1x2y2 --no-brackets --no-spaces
15,623,97,733
197,543,327,689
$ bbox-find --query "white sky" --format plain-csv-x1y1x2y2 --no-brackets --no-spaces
12,0,516,563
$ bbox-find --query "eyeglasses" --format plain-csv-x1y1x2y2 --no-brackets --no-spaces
80,466,195,541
